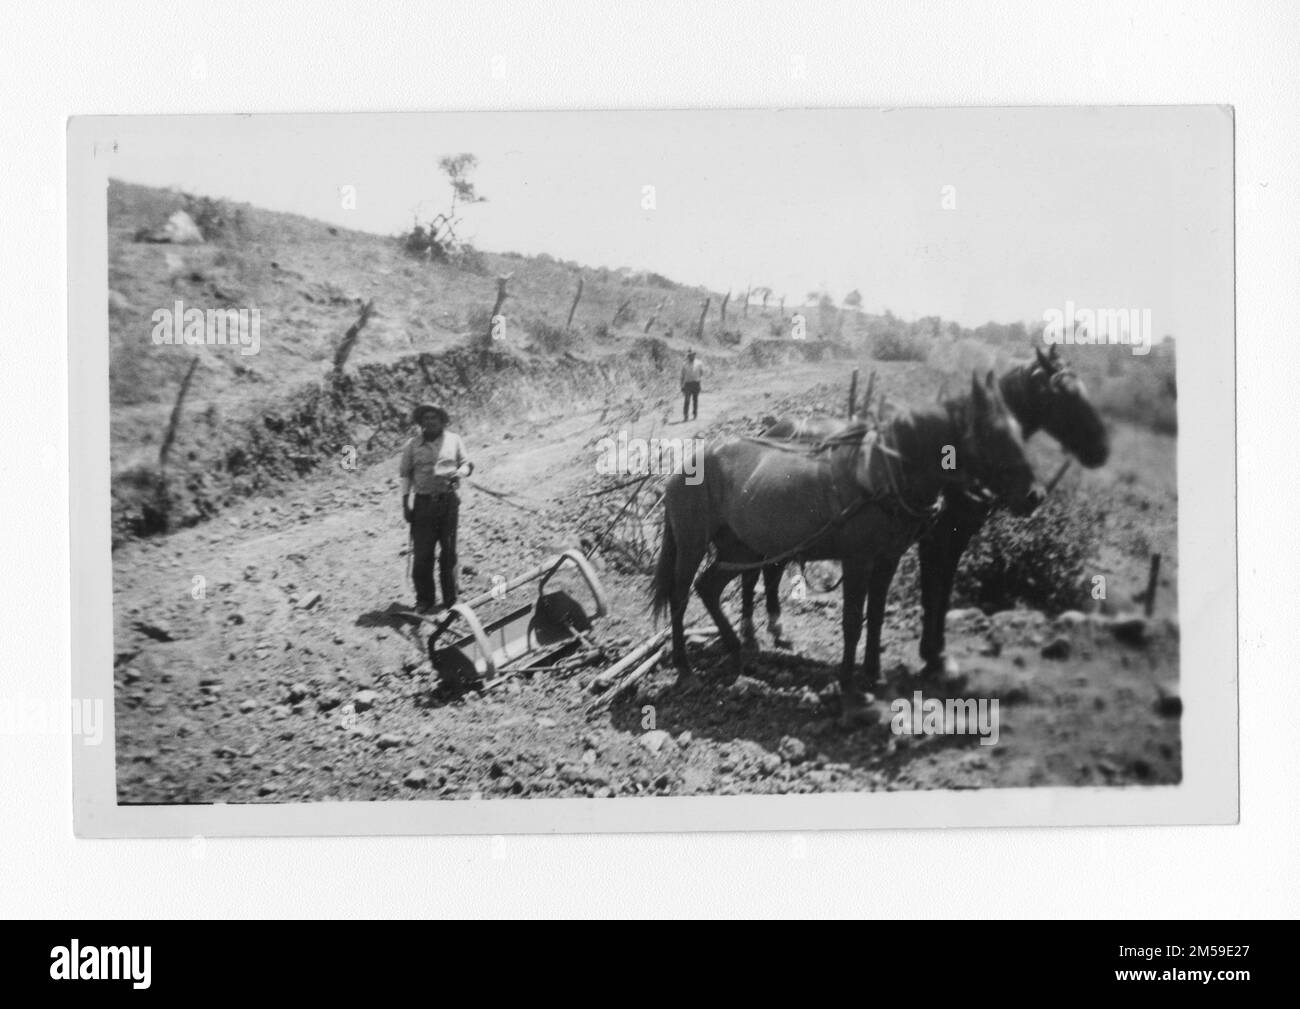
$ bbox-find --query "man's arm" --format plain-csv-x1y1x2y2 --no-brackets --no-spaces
453,435,473,480
398,442,414,515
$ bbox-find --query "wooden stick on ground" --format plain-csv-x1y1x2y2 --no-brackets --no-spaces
586,645,666,714
587,628,670,693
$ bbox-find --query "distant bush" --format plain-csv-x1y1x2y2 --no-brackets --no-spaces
872,326,929,362
1098,373,1177,434
631,336,670,369
528,319,573,354
403,224,436,258
594,322,611,340
1093,349,1178,434
451,243,489,275
951,492,1103,614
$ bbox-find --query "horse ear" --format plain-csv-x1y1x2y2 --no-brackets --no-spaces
1048,343,1061,362
1036,346,1051,370
970,370,989,412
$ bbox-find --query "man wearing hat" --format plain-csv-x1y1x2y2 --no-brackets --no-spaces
400,404,474,613
680,348,704,421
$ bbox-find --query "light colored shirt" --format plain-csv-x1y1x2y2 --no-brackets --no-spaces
680,360,704,384
400,431,470,494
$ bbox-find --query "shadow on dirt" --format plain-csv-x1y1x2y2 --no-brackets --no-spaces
356,601,426,631
605,641,986,775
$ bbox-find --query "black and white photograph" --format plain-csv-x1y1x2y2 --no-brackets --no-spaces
67,105,1234,835
6,0,1300,934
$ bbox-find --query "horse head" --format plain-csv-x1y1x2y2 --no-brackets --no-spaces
1020,345,1110,468
962,370,1036,505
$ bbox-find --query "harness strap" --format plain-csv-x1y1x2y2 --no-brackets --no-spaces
716,495,870,572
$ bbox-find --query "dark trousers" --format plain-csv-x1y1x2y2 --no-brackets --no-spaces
682,381,700,419
411,492,459,607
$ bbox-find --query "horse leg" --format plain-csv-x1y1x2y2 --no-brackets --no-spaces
763,563,787,644
917,527,949,674
669,525,711,683
695,560,745,680
838,560,870,720
863,553,901,687
740,569,759,650
919,507,982,677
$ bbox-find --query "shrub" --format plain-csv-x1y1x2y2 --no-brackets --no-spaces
452,243,489,275
950,491,1103,614
528,319,573,353
872,326,929,362
631,336,670,369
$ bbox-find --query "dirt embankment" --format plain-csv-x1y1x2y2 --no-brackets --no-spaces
112,336,853,544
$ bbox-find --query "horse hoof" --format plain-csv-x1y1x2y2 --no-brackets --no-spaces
716,653,743,684
674,668,700,692
922,656,960,679
839,694,880,727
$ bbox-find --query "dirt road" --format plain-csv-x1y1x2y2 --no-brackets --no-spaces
113,357,1180,803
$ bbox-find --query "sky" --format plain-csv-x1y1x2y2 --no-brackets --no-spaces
96,107,1233,340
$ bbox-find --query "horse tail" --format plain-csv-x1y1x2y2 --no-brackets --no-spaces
650,514,677,623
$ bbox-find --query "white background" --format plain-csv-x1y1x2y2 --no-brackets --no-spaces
2,0,1296,917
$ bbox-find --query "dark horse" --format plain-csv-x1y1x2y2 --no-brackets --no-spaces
740,345,1110,674
650,371,1036,716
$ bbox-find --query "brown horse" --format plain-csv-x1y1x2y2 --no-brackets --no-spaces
650,371,1035,715
740,345,1110,673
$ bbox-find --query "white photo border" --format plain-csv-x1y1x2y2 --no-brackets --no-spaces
69,110,1237,838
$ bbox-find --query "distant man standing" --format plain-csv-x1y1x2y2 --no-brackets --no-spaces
680,348,704,421
400,404,473,614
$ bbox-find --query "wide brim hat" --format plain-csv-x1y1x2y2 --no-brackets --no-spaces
410,402,447,424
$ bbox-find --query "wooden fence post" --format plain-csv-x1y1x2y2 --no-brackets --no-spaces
694,298,710,342
565,275,584,331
